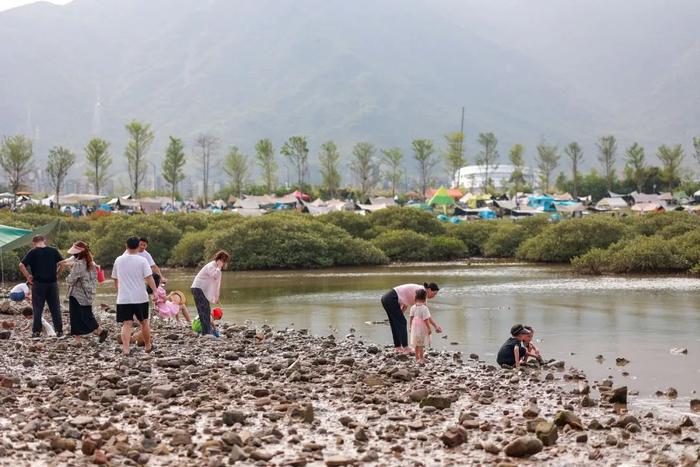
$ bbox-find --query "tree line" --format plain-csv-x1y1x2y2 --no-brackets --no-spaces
1,122,700,205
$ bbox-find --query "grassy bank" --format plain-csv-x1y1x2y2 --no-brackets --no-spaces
1,207,700,280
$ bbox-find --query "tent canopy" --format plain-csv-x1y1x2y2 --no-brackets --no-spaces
427,186,456,206
0,225,32,248
426,187,463,200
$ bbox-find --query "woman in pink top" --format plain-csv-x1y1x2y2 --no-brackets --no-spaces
380,282,439,352
191,250,230,336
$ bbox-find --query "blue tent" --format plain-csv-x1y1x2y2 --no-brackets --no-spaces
528,195,556,212
479,209,497,219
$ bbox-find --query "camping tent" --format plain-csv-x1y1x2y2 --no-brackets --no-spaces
426,187,463,200
631,202,664,213
595,197,628,211
427,187,456,206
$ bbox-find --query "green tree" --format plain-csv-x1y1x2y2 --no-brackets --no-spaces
381,147,404,197
657,144,684,190
444,132,465,186
476,132,499,192
624,142,646,192
507,144,527,194
223,146,249,198
47,146,76,207
412,139,438,198
350,142,379,200
194,133,218,206
693,136,700,167
596,135,617,192
318,141,341,198
280,136,309,189
535,141,559,192
161,136,186,203
255,138,277,194
0,135,33,197
124,120,155,197
84,137,111,195
564,142,583,197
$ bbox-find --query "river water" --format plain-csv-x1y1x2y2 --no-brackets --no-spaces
97,262,699,411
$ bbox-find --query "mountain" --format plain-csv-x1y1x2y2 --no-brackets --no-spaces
0,0,699,190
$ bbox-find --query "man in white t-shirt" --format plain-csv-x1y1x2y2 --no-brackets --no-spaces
112,236,157,355
121,237,165,281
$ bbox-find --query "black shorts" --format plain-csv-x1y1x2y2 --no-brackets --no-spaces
116,303,150,323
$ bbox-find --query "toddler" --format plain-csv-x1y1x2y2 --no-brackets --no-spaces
496,324,530,368
167,290,192,324
522,325,544,364
408,289,442,363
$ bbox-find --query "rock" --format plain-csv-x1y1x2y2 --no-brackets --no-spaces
250,450,275,461
303,404,314,423
469,353,479,360
603,386,627,404
626,423,642,433
152,384,176,398
669,347,688,355
483,442,500,454
100,390,116,403
391,369,412,382
419,395,451,410
339,357,354,366
503,436,543,458
605,434,617,446
252,388,270,397
245,362,260,374
440,426,468,448
71,415,94,427
222,410,247,426
553,410,584,430
576,433,588,443
221,431,242,446
360,450,379,462
580,395,596,407
170,429,191,446
613,415,639,428
325,455,357,466
535,421,558,446
0,330,11,340
523,403,541,419
679,415,694,428
691,399,700,413
354,427,368,442
588,419,604,430
615,357,630,366
50,437,77,452
366,345,380,354
93,450,108,465
408,388,429,402
81,437,97,455
666,387,678,399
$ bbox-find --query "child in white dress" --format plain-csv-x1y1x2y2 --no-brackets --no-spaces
409,289,442,363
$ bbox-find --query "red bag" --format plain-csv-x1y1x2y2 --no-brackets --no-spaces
96,265,106,283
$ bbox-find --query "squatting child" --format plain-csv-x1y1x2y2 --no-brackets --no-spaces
496,323,531,369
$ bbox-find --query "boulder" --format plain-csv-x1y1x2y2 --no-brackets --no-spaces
440,426,468,448
504,436,543,458
523,403,541,419
408,388,429,402
535,421,558,446
419,395,451,410
602,386,627,404
553,410,584,430
691,399,700,413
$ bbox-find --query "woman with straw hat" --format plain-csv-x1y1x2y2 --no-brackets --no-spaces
63,241,108,341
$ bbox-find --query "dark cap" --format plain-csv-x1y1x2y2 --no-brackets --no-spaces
510,324,531,336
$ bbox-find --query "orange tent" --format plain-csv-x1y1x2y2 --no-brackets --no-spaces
425,187,463,200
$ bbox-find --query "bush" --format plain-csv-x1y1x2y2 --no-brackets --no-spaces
632,211,698,237
163,212,214,233
168,230,213,267
573,236,689,274
571,247,610,275
517,216,631,262
483,223,526,257
428,235,467,260
448,221,500,256
90,215,181,267
371,230,431,262
205,215,388,269
0,249,26,281
368,207,446,237
318,211,373,239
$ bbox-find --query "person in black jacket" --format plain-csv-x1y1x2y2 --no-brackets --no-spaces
496,324,531,368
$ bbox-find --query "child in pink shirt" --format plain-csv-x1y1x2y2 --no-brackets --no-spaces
408,288,442,363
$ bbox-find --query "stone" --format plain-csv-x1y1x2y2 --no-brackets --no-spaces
101,390,116,403
325,455,357,466
222,410,247,426
503,436,543,458
50,437,77,452
553,410,584,430
93,450,108,465
483,442,500,454
408,388,429,402
576,433,588,443
691,399,700,413
679,415,694,428
605,434,617,446
613,415,639,428
391,369,412,382
580,395,596,407
0,330,11,339
170,429,191,446
252,387,270,397
419,395,451,410
615,357,630,366
250,450,275,461
588,419,604,430
603,386,627,404
303,404,314,423
245,362,260,374
71,415,94,427
626,423,642,433
523,403,540,419
534,421,558,446
81,437,97,455
440,426,468,448
354,427,368,442
152,384,176,398
221,431,242,446
666,387,678,399
366,345,380,354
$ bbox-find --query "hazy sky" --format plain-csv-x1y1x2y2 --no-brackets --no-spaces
0,0,71,12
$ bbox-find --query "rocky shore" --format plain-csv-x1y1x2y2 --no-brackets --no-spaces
0,309,698,467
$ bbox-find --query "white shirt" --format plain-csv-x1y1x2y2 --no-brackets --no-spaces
112,253,152,304
11,283,29,295
191,261,222,303
122,249,156,267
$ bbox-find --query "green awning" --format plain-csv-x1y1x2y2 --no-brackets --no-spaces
0,220,59,251
0,225,31,248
